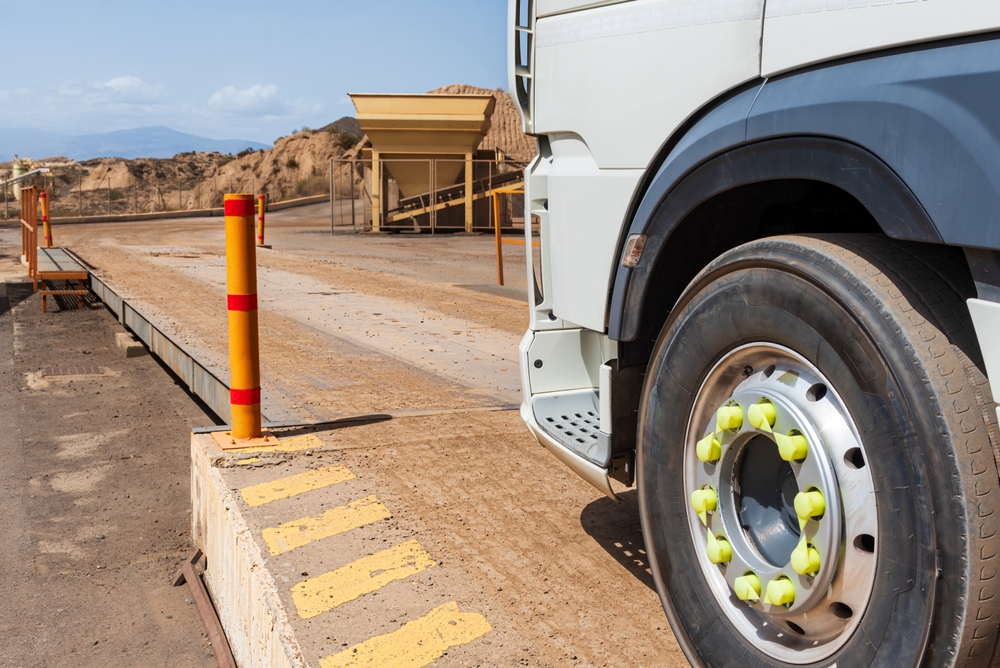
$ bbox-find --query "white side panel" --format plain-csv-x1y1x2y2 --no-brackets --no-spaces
533,0,764,169
526,327,605,393
968,298,1000,399
537,0,631,18
762,1,1000,77
547,135,642,331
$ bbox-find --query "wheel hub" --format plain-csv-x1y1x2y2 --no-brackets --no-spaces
684,344,878,664
736,435,800,567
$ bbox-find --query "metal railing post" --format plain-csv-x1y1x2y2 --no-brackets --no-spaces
224,194,262,439
257,194,266,247
40,191,52,248
371,151,381,232
494,191,504,286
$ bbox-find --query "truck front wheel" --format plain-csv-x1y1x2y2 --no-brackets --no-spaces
638,235,1000,667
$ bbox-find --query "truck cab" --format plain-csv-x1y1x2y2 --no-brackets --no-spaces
511,1,1000,665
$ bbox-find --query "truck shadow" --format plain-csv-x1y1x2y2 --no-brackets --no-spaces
580,489,656,592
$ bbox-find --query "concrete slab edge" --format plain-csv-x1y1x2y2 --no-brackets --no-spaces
192,432,307,668
84,267,236,424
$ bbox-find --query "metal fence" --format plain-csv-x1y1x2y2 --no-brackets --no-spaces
329,158,527,233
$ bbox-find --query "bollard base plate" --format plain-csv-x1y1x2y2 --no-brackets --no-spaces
212,429,279,451
256,244,272,250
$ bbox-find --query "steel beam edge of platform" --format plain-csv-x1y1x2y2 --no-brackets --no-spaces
192,431,307,668
84,266,234,424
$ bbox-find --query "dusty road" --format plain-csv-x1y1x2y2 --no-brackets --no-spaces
0,228,216,667
45,207,689,667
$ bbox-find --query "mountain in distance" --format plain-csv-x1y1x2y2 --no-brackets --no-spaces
0,126,270,161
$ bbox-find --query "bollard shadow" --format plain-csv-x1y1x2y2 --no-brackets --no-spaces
580,488,656,592
269,413,394,438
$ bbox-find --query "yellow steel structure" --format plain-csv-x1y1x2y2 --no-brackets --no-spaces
351,93,496,233
224,194,262,439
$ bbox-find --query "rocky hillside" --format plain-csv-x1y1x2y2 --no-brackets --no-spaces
1,87,536,219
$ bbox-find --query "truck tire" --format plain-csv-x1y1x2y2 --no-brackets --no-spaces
637,234,1000,667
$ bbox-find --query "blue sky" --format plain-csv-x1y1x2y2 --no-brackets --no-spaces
0,1,508,144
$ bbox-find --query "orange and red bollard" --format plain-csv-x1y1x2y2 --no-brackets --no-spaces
257,194,266,247
224,194,262,439
39,191,52,248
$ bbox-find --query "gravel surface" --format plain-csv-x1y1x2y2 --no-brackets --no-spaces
0,227,216,667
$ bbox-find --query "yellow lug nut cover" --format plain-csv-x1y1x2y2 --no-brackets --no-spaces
748,401,776,431
791,542,821,576
691,487,718,526
696,433,722,463
775,432,809,461
794,489,826,522
707,533,732,565
765,577,796,607
716,405,744,432
734,573,761,602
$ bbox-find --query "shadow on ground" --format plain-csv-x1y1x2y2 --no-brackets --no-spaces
1,280,37,319
580,488,656,592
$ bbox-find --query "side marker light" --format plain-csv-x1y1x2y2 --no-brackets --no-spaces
620,234,647,268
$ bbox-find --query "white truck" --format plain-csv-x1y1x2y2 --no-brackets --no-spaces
510,1,1000,665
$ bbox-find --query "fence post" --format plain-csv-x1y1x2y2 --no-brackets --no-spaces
351,160,357,231
224,194,262,439
40,191,52,248
465,152,473,233
329,158,334,234
257,194,267,247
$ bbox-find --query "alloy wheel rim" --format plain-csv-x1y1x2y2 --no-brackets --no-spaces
682,343,878,663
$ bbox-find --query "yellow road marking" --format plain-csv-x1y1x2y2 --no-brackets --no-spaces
240,465,355,508
235,457,261,466
263,496,392,556
292,539,436,619
318,601,491,668
232,433,325,454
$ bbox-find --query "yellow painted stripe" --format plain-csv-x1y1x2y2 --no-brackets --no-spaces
263,496,392,556
232,433,325,454
240,465,354,508
235,457,261,466
292,539,435,619
319,601,491,668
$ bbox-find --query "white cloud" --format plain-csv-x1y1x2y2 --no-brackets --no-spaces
0,76,324,144
100,76,163,102
208,84,286,117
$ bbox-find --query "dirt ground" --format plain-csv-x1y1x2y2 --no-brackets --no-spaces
3,206,690,667
0,229,216,667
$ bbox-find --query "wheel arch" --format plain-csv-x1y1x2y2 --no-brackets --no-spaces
610,137,941,347
609,31,1000,349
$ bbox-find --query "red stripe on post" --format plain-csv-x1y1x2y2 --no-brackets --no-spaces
227,293,258,311
225,199,255,217
230,387,261,405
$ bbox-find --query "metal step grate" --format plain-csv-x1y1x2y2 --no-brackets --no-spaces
543,410,600,449
532,389,609,466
